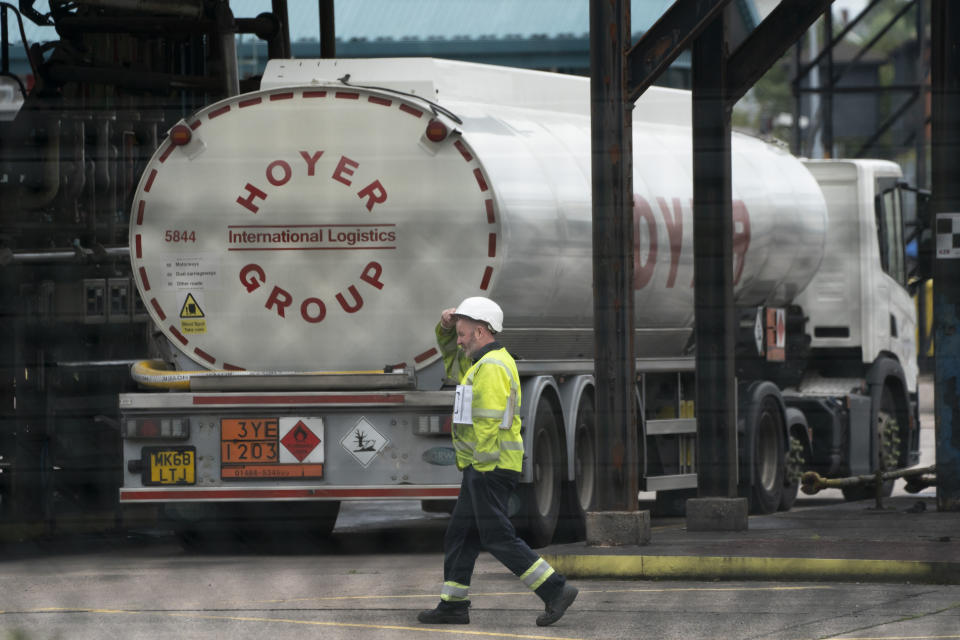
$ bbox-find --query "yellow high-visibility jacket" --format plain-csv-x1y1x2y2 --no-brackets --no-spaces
436,324,524,472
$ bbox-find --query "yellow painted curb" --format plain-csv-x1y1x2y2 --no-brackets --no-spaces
541,554,960,584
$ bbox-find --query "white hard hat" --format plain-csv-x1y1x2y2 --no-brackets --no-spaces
454,296,504,333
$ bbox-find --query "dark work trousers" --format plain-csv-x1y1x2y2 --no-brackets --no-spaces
443,465,566,605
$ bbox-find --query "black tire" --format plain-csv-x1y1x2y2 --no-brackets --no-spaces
573,396,597,514
779,433,804,511
842,386,900,501
742,389,785,515
516,398,562,548
555,395,596,542
307,501,342,538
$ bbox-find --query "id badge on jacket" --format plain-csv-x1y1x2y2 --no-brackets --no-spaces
453,385,473,424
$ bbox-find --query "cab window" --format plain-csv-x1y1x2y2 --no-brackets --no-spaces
875,177,906,287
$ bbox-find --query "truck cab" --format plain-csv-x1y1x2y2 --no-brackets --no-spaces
790,159,920,486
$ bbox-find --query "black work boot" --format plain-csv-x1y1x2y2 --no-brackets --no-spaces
536,584,578,626
418,601,470,624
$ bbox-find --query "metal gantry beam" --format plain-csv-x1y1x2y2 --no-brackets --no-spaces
625,0,732,103
590,0,638,512
789,0,928,173
725,0,834,107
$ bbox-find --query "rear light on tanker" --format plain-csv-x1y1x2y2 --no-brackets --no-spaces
124,417,189,439
169,124,192,146
425,118,448,143
416,415,452,435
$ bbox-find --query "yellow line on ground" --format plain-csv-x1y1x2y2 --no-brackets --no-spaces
822,636,960,640
167,612,584,639
241,583,832,606
542,554,956,583
7,607,582,640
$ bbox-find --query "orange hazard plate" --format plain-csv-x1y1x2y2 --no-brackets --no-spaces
220,418,324,480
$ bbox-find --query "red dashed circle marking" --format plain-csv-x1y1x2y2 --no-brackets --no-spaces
454,140,473,162
135,234,142,258
399,104,423,118
139,267,151,291
480,267,493,291
169,326,188,345
473,168,488,192
415,348,438,364
158,143,175,163
150,298,166,321
208,105,230,119
137,87,497,371
144,169,157,192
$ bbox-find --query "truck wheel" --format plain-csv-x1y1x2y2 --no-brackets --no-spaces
309,501,342,538
842,386,900,501
742,387,785,514
516,398,562,548
554,395,596,542
573,396,597,513
779,434,805,511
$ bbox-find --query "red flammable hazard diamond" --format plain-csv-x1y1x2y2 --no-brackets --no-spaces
280,420,321,462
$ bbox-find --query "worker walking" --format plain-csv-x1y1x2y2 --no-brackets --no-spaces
418,297,578,627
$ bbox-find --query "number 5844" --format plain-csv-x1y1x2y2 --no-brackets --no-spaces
165,230,196,242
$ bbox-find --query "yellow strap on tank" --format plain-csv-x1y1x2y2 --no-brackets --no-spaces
129,359,387,390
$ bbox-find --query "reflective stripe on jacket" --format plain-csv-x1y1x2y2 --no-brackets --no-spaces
436,323,524,472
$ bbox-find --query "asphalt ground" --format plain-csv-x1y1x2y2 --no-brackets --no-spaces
543,495,959,584
543,375,958,585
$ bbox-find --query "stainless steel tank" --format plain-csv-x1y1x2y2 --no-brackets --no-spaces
130,59,826,371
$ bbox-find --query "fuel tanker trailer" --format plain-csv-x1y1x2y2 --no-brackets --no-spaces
118,58,920,546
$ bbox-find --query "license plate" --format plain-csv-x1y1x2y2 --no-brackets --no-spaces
143,446,195,485
220,418,324,479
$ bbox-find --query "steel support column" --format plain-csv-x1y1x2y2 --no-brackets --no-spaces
590,0,638,511
931,0,960,511
319,0,336,59
270,0,291,58
692,14,737,498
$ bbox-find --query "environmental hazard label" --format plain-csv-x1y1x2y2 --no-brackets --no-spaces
340,418,389,468
179,292,207,335
279,417,324,464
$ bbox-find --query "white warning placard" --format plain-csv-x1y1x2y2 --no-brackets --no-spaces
161,253,221,290
936,213,960,259
340,417,389,468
